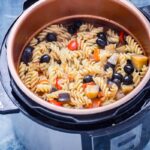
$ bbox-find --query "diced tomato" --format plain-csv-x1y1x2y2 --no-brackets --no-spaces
82,82,95,89
97,91,104,98
92,98,102,108
93,48,100,61
68,40,78,51
86,103,93,109
119,31,124,43
48,99,62,106
86,98,102,108
55,78,62,90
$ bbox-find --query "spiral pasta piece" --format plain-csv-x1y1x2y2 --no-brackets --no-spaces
37,24,71,42
29,38,39,46
126,35,143,54
116,53,131,76
19,62,28,81
30,70,39,91
79,23,94,32
94,77,109,100
36,84,51,93
107,29,119,43
133,71,141,87
70,91,91,107
140,65,148,78
108,83,118,100
23,70,32,88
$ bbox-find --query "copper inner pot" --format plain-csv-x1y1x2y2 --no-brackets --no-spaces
7,0,150,115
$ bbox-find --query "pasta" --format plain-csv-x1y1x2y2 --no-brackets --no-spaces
140,65,148,78
125,35,143,54
107,29,119,43
132,71,141,87
18,20,148,109
18,62,28,81
108,83,118,100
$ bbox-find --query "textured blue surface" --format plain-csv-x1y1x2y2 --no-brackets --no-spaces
0,1,26,150
129,0,150,7
0,0,150,150
0,115,26,150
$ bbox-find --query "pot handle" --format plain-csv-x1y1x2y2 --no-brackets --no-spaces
0,80,20,114
0,16,21,114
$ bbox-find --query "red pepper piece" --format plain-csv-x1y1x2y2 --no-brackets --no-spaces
56,78,62,90
68,40,78,51
48,99,62,106
119,31,125,43
86,98,102,108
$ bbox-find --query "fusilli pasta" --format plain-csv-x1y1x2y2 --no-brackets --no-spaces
18,20,148,109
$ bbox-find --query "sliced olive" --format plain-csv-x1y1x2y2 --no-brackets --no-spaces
74,20,82,28
124,64,134,74
58,93,70,102
113,78,121,87
46,33,57,42
97,32,107,41
40,54,51,63
83,75,93,83
96,38,107,48
50,87,57,93
67,20,82,35
67,25,77,35
123,75,133,85
104,62,115,71
112,73,123,82
21,46,34,64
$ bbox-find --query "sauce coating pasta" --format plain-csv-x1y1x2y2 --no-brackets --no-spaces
18,20,148,109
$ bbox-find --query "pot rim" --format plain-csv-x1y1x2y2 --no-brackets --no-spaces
7,0,150,115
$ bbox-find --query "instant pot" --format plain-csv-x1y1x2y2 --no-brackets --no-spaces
1,0,150,150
